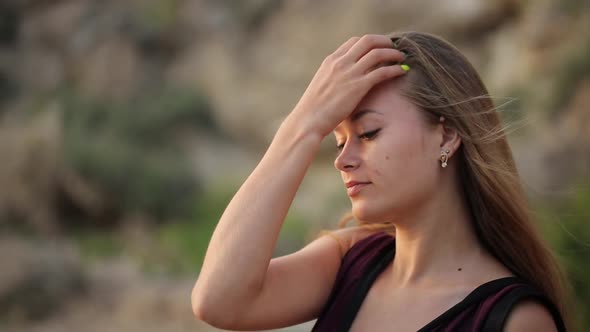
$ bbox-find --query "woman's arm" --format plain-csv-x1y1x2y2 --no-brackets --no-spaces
191,113,323,323
191,34,407,329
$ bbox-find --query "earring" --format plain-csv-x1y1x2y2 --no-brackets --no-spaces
440,149,450,168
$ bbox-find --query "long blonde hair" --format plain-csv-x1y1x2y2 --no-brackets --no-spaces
328,31,572,329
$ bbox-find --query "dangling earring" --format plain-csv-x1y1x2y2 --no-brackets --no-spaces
440,149,450,168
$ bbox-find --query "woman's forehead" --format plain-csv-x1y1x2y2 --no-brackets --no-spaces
351,88,418,126
333,80,416,133
357,79,406,110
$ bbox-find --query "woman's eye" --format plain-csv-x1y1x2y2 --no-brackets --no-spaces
359,129,381,140
335,129,380,151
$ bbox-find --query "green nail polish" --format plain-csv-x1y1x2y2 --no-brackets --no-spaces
401,64,410,72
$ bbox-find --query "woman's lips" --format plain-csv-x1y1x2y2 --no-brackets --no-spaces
346,182,371,196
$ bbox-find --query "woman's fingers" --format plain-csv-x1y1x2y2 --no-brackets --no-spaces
330,36,361,58
365,64,409,86
345,34,394,62
355,48,406,74
289,34,408,137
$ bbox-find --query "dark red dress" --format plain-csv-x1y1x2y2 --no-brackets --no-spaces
311,231,566,332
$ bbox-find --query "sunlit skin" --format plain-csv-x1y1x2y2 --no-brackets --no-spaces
333,78,511,289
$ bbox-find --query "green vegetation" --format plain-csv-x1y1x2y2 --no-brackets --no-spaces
73,185,312,275
536,182,590,330
74,229,124,261
60,86,215,220
551,40,590,118
137,0,179,34
558,0,590,16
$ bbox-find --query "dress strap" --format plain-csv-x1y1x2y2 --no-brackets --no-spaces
481,284,567,332
417,276,526,331
337,244,396,332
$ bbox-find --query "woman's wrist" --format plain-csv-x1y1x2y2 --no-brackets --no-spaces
277,110,325,150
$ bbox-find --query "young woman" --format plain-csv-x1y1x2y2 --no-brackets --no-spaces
191,32,571,331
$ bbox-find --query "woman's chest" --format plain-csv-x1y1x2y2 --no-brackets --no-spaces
348,283,470,332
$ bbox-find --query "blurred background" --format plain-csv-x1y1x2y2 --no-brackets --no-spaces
0,0,588,331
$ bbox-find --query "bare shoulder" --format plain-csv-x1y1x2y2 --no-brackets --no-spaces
504,300,559,332
318,226,383,258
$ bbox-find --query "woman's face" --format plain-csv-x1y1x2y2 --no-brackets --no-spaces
333,79,442,223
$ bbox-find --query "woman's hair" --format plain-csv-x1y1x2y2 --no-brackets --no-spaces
328,31,572,328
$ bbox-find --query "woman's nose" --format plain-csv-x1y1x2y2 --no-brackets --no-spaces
334,143,361,172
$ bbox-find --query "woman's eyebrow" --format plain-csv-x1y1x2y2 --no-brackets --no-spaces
350,109,383,122
334,109,383,133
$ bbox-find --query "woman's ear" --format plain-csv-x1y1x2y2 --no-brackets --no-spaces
440,123,461,158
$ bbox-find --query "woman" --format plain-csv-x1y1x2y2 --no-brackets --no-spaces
191,32,571,331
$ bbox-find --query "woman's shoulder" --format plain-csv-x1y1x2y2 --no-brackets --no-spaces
472,277,566,332
504,300,561,332
321,226,393,259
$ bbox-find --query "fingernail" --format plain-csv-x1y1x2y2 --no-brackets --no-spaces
401,64,410,72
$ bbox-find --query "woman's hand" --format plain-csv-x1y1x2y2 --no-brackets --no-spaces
290,34,408,138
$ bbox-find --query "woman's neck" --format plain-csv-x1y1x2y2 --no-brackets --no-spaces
388,182,488,289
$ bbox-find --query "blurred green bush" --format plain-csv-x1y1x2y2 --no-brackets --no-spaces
73,184,311,276
537,182,590,330
60,86,215,221
551,39,590,117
